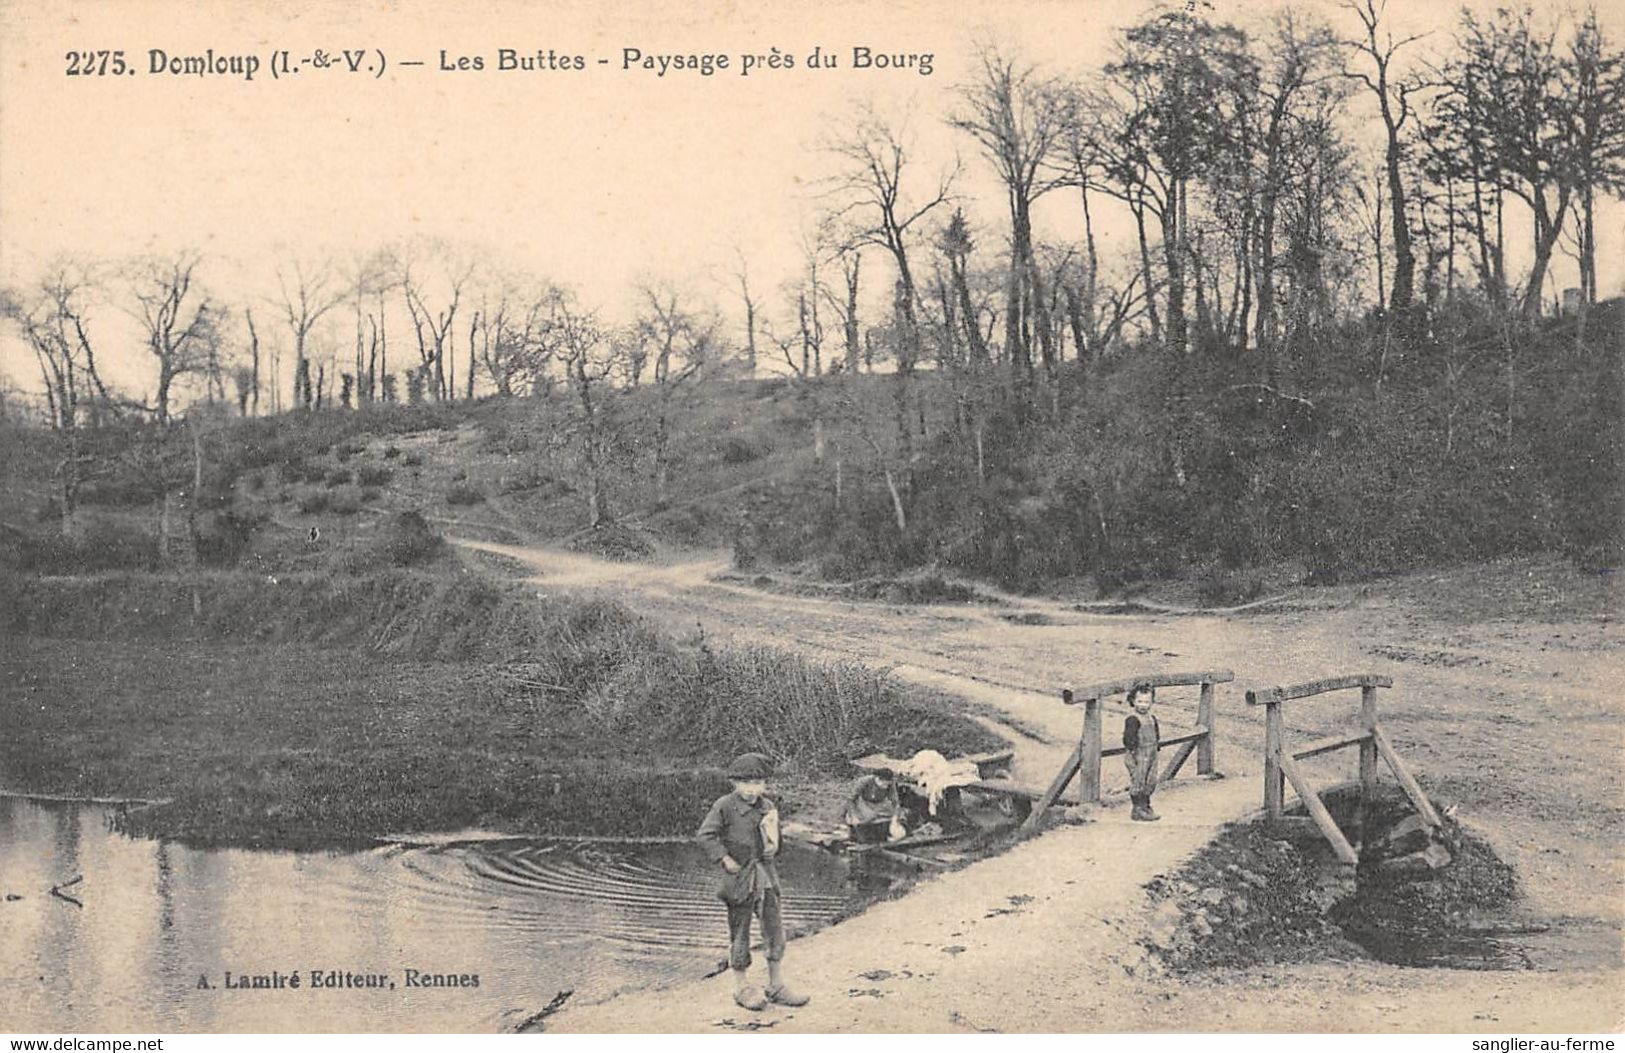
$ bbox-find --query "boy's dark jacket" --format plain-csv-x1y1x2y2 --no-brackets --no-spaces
696,791,782,904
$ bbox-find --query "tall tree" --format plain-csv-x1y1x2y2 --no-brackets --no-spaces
1345,0,1424,325
952,44,1070,393
275,257,344,410
127,251,213,424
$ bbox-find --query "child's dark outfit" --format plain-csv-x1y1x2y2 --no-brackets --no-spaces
696,790,785,972
843,774,903,844
1123,710,1161,821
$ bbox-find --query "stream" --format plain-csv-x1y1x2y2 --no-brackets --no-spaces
0,797,892,1032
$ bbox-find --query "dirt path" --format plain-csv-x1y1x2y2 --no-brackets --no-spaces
456,538,1624,1033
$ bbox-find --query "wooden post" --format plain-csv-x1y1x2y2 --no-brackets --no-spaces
1079,696,1103,804
1197,679,1216,775
1372,725,1443,828
1264,700,1284,819
1359,684,1379,845
1278,753,1360,866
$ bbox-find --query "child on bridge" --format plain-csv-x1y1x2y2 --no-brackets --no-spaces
1123,684,1161,821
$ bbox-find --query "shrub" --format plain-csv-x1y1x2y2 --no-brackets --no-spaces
380,510,444,567
359,487,382,503
402,452,425,468
245,472,266,493
334,441,365,463
3,519,159,574
356,465,393,487
720,436,764,465
383,445,402,460
278,460,323,485
445,482,484,506
329,488,363,516
196,510,262,568
324,469,354,487
297,490,330,515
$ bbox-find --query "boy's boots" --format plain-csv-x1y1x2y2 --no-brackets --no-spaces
766,960,810,1007
1130,794,1160,822
733,969,767,1011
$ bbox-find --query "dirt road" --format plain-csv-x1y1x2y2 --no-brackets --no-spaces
458,539,1624,1033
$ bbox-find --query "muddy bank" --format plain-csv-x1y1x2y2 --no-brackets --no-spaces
1140,785,1557,975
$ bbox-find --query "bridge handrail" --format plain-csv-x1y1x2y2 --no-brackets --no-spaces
1062,669,1234,704
1245,673,1392,706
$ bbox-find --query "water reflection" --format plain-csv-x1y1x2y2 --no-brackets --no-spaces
0,798,883,1032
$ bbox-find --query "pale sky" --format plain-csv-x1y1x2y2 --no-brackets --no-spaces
1,0,1620,404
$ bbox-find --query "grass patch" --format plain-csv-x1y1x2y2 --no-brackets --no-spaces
0,569,1001,848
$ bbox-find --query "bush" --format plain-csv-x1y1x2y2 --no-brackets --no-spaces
383,445,402,460
245,472,266,493
79,475,165,507
329,488,363,516
278,460,324,485
445,482,484,507
3,520,159,574
324,469,354,487
360,487,382,503
356,466,393,487
402,452,425,468
380,510,444,567
720,436,764,465
1196,567,1267,608
196,510,262,569
296,490,330,515
334,441,365,463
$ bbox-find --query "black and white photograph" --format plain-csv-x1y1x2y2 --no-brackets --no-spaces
0,0,1620,1039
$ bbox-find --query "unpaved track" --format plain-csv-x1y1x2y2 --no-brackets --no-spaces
457,538,1624,1033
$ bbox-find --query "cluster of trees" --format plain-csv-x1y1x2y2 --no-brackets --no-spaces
4,1,1622,581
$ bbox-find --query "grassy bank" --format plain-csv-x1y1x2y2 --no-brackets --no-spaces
0,569,1002,849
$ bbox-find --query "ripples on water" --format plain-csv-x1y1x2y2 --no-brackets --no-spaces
0,798,889,1032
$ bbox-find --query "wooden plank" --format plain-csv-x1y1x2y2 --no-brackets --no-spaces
1246,673,1394,706
1197,680,1216,775
1022,742,1083,832
1063,669,1235,703
960,779,1053,801
1372,724,1443,828
1157,736,1200,783
1101,728,1207,759
1079,696,1103,803
1278,752,1360,866
1290,730,1371,760
1264,701,1284,819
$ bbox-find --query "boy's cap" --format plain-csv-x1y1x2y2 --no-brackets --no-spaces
726,752,774,779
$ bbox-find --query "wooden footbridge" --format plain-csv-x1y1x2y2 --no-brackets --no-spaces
1247,673,1442,864
1003,668,1441,865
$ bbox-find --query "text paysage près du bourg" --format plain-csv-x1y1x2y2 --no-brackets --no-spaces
64,46,935,81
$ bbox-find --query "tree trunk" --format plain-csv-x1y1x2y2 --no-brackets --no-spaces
882,467,907,534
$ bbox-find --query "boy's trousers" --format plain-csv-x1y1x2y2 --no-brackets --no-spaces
726,888,786,971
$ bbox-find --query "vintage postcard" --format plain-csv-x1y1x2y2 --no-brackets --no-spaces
0,0,1620,1038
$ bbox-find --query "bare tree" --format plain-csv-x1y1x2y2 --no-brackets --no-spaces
952,43,1070,391
823,102,956,508
0,267,108,534
275,257,345,410
125,252,213,424
1345,0,1425,325
400,242,474,400
635,281,717,501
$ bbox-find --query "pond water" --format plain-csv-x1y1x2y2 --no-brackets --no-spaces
0,798,892,1032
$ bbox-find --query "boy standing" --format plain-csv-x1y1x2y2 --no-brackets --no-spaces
696,752,811,1011
1123,684,1162,821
